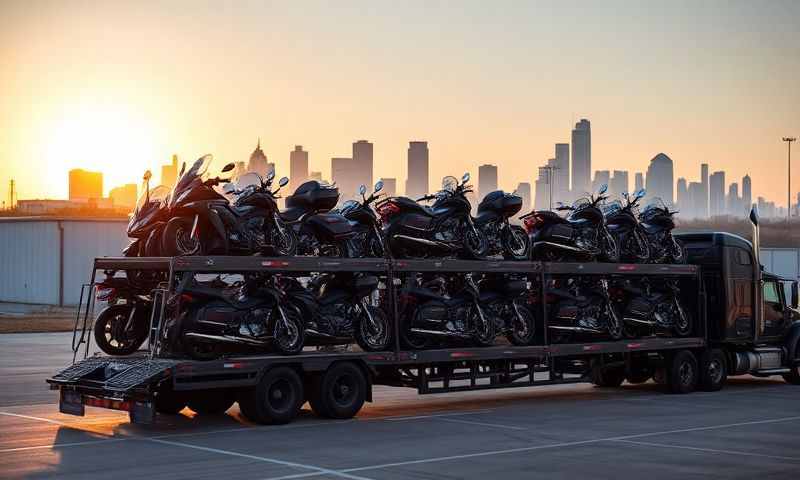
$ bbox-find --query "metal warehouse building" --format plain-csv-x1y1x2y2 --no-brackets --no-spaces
0,218,128,306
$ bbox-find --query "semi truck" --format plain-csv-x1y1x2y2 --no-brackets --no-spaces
48,215,800,425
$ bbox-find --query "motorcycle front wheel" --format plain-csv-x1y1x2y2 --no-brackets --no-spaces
471,307,496,347
463,225,489,259
502,225,530,260
506,304,536,346
93,305,149,356
355,305,391,351
272,307,305,355
162,217,203,256
270,224,298,256
672,299,692,337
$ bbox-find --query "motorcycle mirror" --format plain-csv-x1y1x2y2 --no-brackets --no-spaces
222,163,236,173
462,173,470,183
279,177,289,187
555,201,565,209
266,170,276,181
598,184,608,195
358,184,367,196
635,188,646,199
143,170,152,182
374,180,384,192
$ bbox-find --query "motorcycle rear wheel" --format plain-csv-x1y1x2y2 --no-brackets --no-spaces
355,306,390,352
272,307,305,355
506,304,536,346
502,225,530,260
400,313,433,350
270,225,298,256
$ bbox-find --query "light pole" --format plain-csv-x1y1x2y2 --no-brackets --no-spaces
784,137,796,224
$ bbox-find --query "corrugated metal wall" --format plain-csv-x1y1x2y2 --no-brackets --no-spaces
0,219,128,305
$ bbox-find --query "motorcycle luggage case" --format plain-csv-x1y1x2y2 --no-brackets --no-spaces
478,191,523,217
305,213,354,240
285,181,340,212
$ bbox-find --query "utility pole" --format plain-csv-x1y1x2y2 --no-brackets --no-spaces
784,137,796,225
8,179,15,210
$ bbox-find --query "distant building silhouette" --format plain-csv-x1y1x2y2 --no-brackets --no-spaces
534,160,557,210
645,153,674,205
709,171,726,217
592,170,610,193
406,141,429,198
478,164,498,200
331,157,358,200
247,138,270,176
516,182,532,214
635,172,644,192
676,178,688,213
68,169,102,201
610,170,629,198
742,174,752,213
379,177,397,198
687,181,703,219
289,145,309,193
109,184,137,209
554,143,570,203
161,154,179,188
571,119,591,195
727,182,740,217
700,163,709,218
352,140,373,193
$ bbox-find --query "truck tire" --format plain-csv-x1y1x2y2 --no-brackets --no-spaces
307,362,367,419
238,367,304,425
186,389,236,415
666,350,698,394
782,340,800,385
698,349,727,392
591,365,625,387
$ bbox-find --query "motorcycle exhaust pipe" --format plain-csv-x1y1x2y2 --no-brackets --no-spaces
410,328,472,339
304,329,350,341
623,316,655,325
393,235,455,254
547,325,604,334
184,332,271,346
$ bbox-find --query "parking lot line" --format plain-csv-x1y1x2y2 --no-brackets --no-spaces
611,439,800,462
0,411,66,425
382,409,493,421
435,417,526,431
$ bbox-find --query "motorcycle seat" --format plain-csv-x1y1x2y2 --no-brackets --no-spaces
280,207,307,223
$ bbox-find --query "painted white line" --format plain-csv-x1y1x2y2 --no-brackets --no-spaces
0,438,129,453
383,409,494,421
612,439,800,462
0,411,65,425
436,417,526,431
147,438,376,480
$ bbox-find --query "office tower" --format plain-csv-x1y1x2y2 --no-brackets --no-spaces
68,169,103,201
161,154,179,188
379,178,397,198
109,184,137,209
478,164,498,199
727,182,739,217
742,174,752,213
700,163,709,218
406,141,429,198
247,138,270,176
709,171,726,217
554,143,570,203
534,166,551,210
635,172,644,192
516,182,532,214
309,171,322,182
687,181,703,219
592,170,610,192
331,157,358,200
609,170,629,198
289,145,309,193
676,178,688,212
645,153,674,205
571,119,591,195
352,140,373,191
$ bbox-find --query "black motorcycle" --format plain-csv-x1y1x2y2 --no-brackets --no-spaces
478,274,536,345
547,277,623,342
283,273,390,351
475,190,530,260
616,278,692,337
604,189,650,263
521,184,618,262
282,180,354,257
93,275,152,355
639,198,686,264
123,171,171,285
377,173,488,259
338,181,386,258
175,275,305,359
399,273,494,349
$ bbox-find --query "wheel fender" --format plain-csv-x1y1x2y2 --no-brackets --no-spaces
785,320,800,362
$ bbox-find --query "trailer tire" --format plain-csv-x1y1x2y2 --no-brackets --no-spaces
308,362,367,419
239,367,304,425
698,349,727,392
186,390,236,415
591,365,625,388
155,387,186,415
666,350,698,394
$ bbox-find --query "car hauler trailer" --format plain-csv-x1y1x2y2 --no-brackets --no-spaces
49,254,723,425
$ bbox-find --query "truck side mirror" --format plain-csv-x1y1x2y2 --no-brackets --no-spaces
792,282,798,309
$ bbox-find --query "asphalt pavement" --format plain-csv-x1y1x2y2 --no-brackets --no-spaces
1,332,799,479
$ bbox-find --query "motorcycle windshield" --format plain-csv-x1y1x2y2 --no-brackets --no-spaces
603,200,623,216
134,184,169,214
339,200,359,215
172,155,213,198
572,197,590,210
641,197,669,219
235,172,262,190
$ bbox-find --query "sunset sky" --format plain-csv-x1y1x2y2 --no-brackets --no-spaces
1,0,798,205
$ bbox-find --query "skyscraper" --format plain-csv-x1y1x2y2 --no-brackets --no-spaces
161,154,179,188
688,182,703,219
609,170,629,198
352,140,373,191
289,145,309,193
534,165,552,210
516,182,532,214
727,182,739,217
700,163,709,219
676,177,688,213
571,119,591,195
554,143,570,203
478,164,498,199
635,172,644,192
406,141,429,198
247,138,270,176
709,171,726,217
645,153,674,205
742,174,752,213
379,177,397,198
592,170,610,192
331,157,357,200
68,169,103,201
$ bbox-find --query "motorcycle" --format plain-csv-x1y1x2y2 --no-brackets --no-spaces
547,277,623,342
175,275,306,359
93,275,152,356
377,173,488,259
604,189,650,263
337,181,386,258
124,170,171,285
639,198,686,264
399,273,494,349
283,273,390,351
521,184,618,262
474,190,530,260
478,274,536,345
281,180,354,257
616,278,692,337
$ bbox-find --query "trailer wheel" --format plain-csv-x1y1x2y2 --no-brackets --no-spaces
155,387,186,415
308,362,367,419
186,390,236,415
698,349,727,392
591,365,625,387
239,367,304,425
666,350,698,394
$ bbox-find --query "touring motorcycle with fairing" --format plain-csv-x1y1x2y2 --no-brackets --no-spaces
604,189,650,263
474,190,530,260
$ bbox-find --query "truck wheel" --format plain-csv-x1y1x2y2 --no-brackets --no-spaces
186,390,236,415
782,341,800,385
308,362,367,419
666,350,698,394
238,367,304,425
698,349,727,392
591,365,625,387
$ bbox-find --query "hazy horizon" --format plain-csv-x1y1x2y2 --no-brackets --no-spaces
1,1,798,204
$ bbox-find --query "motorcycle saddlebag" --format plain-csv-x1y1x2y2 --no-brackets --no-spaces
285,181,340,212
550,223,573,241
305,213,354,240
